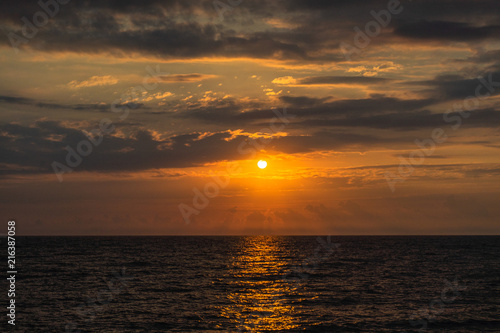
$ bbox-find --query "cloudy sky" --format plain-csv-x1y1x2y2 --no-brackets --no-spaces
1,0,500,235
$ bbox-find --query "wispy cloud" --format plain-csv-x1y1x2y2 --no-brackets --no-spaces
68,75,118,89
157,74,218,83
272,75,391,86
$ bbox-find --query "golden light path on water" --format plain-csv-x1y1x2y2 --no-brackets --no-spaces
219,236,301,331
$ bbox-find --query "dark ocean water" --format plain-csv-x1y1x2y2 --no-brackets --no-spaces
7,236,500,332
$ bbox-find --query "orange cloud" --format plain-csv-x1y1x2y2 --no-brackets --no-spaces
67,75,118,89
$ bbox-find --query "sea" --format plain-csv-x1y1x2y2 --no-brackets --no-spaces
8,236,500,332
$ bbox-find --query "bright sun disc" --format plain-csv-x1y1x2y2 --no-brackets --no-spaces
257,160,267,169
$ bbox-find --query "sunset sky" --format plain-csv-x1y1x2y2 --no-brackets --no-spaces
1,0,500,235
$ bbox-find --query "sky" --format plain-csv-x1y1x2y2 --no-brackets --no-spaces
1,0,500,235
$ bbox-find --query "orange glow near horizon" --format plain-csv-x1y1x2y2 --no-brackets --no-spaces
2,0,500,236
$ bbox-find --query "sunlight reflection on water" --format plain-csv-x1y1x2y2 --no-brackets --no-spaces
221,236,301,331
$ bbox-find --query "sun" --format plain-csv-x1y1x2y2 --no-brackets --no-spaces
257,160,267,169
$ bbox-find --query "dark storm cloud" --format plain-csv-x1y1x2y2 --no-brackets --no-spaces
1,2,313,61
464,167,500,178
299,108,500,129
0,0,200,22
0,120,393,176
266,130,391,154
0,94,145,112
7,24,310,61
283,0,379,10
279,96,329,107
461,50,500,64
0,111,497,177
394,21,500,41
176,95,438,125
411,72,500,100
0,121,240,175
157,74,218,82
2,0,499,61
175,93,500,131
0,95,32,105
279,95,437,118
296,76,391,85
